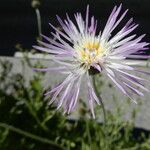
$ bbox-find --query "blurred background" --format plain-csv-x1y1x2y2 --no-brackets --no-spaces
0,0,150,56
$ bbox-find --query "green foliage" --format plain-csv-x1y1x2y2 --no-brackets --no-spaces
0,58,150,150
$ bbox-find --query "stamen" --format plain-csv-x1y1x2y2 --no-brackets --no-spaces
75,37,104,65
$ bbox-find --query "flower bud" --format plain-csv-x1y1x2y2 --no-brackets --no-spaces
31,0,40,9
89,66,100,75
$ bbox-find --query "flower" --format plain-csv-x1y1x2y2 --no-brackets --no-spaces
33,4,149,118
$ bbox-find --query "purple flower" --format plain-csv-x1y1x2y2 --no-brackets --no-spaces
33,4,149,118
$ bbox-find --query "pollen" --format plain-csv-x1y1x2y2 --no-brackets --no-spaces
75,37,104,65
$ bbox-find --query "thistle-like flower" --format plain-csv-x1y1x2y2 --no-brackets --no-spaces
33,4,149,118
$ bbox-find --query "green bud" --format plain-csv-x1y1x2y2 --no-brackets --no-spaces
31,0,41,9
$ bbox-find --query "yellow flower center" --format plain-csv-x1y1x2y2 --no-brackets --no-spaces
75,38,104,65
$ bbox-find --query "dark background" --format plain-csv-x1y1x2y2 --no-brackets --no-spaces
0,0,150,56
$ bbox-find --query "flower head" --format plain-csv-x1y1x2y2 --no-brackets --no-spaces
33,4,149,118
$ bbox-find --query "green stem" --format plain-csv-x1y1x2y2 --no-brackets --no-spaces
92,75,106,123
22,99,48,132
85,119,92,147
0,122,64,150
16,60,47,131
35,8,42,38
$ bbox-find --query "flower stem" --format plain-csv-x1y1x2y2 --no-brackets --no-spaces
92,75,106,123
35,8,42,38
85,119,92,148
24,100,49,131
0,122,64,150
